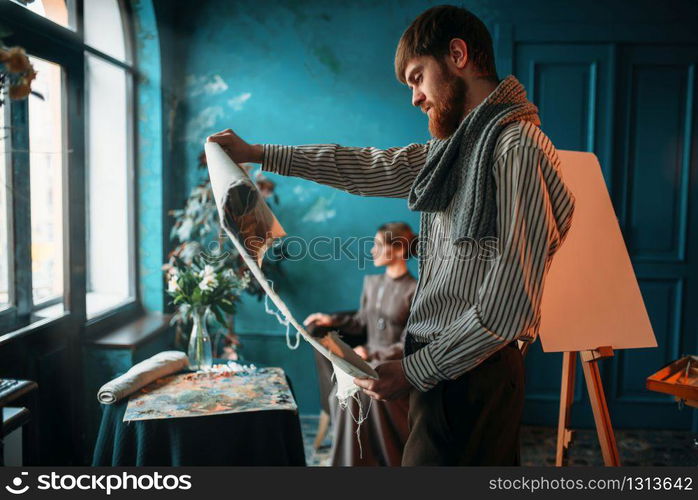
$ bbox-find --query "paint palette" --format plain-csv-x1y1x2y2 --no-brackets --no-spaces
124,366,297,421
646,355,698,407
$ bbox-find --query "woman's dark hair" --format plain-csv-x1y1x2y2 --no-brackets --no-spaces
395,5,497,83
377,221,418,259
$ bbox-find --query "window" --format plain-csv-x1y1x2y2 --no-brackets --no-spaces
84,0,127,61
85,54,134,317
29,57,64,307
11,0,75,30
84,1,135,319
0,0,137,334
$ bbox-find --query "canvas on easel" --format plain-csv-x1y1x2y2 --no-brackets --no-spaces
537,151,657,466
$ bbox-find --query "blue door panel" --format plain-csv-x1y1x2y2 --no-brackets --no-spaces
515,44,614,184
624,63,691,261
609,45,698,429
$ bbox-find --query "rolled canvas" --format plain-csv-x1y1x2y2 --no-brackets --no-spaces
205,141,378,380
97,350,189,404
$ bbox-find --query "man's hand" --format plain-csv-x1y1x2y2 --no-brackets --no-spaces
206,128,264,164
303,312,333,327
353,345,371,361
353,360,412,401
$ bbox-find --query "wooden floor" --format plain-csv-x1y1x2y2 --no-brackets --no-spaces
300,415,698,467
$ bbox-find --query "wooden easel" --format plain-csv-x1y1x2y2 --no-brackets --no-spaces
555,346,621,466
536,152,657,467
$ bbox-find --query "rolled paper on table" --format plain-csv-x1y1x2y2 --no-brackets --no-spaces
97,350,189,404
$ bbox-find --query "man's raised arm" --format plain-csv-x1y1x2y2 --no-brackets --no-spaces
207,129,428,199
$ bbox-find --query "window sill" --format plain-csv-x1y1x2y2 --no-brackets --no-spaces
33,302,65,320
86,312,172,351
0,311,71,348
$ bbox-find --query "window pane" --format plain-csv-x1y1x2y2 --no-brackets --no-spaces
84,0,126,62
0,107,10,309
86,54,132,318
11,0,73,29
28,57,64,305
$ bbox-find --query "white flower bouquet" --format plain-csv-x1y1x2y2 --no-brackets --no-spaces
165,256,250,329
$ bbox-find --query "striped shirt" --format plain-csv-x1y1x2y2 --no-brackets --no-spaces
262,120,575,392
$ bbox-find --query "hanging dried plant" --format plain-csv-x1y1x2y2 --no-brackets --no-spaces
0,45,43,107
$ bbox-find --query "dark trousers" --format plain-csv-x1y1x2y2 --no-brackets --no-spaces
401,339,525,466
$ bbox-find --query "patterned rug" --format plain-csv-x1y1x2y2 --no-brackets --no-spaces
300,415,698,467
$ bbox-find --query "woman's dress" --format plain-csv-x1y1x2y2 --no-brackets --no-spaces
328,271,417,466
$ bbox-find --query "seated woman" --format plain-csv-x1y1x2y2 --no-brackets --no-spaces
304,222,417,466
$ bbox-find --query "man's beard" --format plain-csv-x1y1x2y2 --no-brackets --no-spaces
428,67,468,140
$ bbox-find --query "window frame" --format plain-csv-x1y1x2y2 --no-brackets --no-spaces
0,0,143,341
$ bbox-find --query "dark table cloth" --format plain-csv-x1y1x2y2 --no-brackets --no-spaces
91,367,306,466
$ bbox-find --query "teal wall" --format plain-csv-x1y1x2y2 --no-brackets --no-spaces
166,1,439,413
170,0,431,335
159,0,698,419
132,0,166,312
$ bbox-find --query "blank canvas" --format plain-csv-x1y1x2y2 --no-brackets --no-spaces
538,151,657,353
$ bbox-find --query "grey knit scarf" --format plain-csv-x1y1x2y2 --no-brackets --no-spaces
408,75,540,244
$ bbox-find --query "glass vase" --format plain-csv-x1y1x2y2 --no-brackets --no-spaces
188,307,213,371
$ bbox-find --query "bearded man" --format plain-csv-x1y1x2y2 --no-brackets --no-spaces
208,5,575,466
